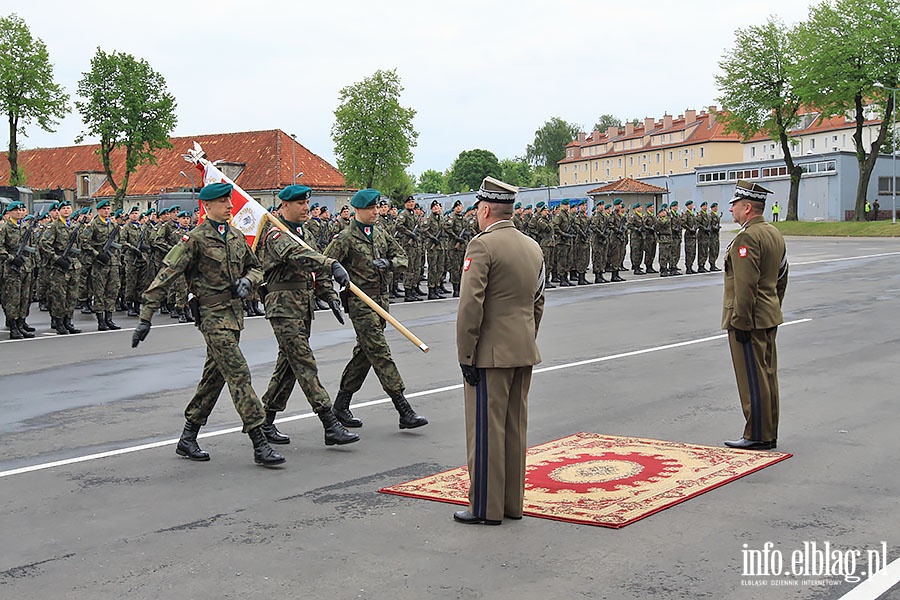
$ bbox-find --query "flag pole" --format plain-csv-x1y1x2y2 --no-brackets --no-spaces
261,212,429,353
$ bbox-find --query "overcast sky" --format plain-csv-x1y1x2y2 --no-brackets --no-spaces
9,0,812,178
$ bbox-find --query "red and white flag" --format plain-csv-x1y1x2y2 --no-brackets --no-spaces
183,142,269,248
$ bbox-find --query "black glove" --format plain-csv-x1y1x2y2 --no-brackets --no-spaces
372,258,392,270
8,256,25,269
54,256,72,270
329,298,345,325
331,261,351,288
233,277,252,299
132,319,151,348
460,364,480,386
94,250,110,265
734,328,752,344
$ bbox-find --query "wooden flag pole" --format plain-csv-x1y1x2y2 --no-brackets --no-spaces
261,212,429,353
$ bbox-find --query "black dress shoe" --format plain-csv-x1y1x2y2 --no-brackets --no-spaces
724,438,776,450
453,510,501,525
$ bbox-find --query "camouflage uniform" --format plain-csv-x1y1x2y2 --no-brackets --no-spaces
140,219,266,432
609,205,628,280
683,206,698,273
656,211,673,275
0,216,36,329
119,217,150,315
627,208,644,272
670,206,683,273
40,216,83,330
708,208,722,270
642,208,658,273
394,207,420,297
697,207,711,272
324,220,409,396
423,208,445,298
590,207,610,283
444,209,466,296
552,205,574,283
572,206,591,283
84,214,121,315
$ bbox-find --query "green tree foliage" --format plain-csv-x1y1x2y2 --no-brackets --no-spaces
331,68,418,192
447,149,501,193
525,117,580,175
384,170,416,202
0,14,69,185
592,114,622,133
499,157,533,187
793,0,900,220
75,48,177,210
717,17,803,220
416,168,445,194
530,167,558,188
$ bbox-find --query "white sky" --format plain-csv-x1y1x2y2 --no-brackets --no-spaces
8,0,812,178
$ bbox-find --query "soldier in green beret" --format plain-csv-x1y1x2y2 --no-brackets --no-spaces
394,196,421,301
608,199,627,281
683,200,698,274
697,200,711,273
669,200,683,276
84,199,122,331
119,205,149,317
707,202,722,271
256,184,358,446
324,188,428,430
40,200,83,334
0,201,37,338
133,182,285,467
444,199,467,297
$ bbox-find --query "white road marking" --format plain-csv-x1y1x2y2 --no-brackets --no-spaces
0,318,811,479
838,555,900,600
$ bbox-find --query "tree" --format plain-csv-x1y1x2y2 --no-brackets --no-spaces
593,114,621,132
716,17,803,220
384,170,416,202
793,0,900,220
499,157,533,187
0,14,69,185
75,48,177,210
416,168,445,194
530,167,558,188
447,149,501,193
331,68,418,192
526,117,580,173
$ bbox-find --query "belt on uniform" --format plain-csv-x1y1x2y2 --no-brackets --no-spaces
197,290,235,306
267,280,314,292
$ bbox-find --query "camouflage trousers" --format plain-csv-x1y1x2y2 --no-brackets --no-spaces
124,261,150,302
672,234,683,269
48,264,79,319
91,261,120,312
684,234,697,269
590,237,608,274
642,236,657,270
1,266,33,320
708,233,721,267
657,236,673,271
697,232,710,268
629,233,642,270
610,236,627,270
185,327,266,432
448,248,464,285
573,241,590,273
339,294,405,396
427,246,444,288
540,243,554,277
402,241,420,289
261,316,332,414
78,263,92,303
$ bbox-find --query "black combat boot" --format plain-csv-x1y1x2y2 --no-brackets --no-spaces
332,390,362,428
248,426,286,466
710,263,721,272
182,307,194,323
116,297,126,312
452,282,460,297
105,312,121,330
64,316,82,334
558,273,572,287
427,288,440,300
16,319,35,338
594,273,608,284
8,320,24,340
160,300,170,314
261,410,290,445
96,312,109,331
633,267,645,275
685,266,695,274
698,265,708,273
404,289,420,302
39,300,49,311
646,266,658,274
52,317,70,335
550,272,559,283
127,300,139,317
661,269,670,277
318,410,360,445
178,309,189,323
439,282,451,294
611,271,626,282
390,393,428,429
416,284,427,297
544,278,556,289
171,305,182,319
175,421,210,461
577,273,590,285
81,299,94,314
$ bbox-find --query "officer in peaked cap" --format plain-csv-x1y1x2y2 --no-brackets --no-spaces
722,179,786,451
323,187,428,430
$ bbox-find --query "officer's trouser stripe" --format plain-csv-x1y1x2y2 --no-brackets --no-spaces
741,337,762,441
473,369,488,520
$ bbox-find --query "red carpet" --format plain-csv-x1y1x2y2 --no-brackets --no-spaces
379,432,792,528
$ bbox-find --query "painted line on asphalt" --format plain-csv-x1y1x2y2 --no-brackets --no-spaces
0,318,811,480
838,555,900,600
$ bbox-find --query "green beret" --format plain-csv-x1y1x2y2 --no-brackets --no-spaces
96,199,111,209
685,200,694,206
157,207,169,215
278,184,312,202
48,202,59,211
711,202,718,208
604,204,611,209
22,214,34,222
646,202,654,208
350,189,380,209
700,201,708,207
524,204,532,210
670,200,679,206
514,202,522,209
198,183,233,201
613,199,623,206
5,200,25,211
177,210,190,218
129,205,140,213
632,202,641,210
147,207,156,214
58,200,72,208
310,203,319,209
113,208,123,217
660,203,668,210
169,205,181,213
535,201,546,209
559,199,570,206
39,211,50,219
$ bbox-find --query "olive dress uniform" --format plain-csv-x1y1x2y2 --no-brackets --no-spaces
722,181,789,450
455,177,545,525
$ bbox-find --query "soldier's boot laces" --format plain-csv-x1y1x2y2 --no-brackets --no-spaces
64,316,82,334
391,393,428,429
332,390,362,428
261,411,290,444
319,410,360,445
52,317,70,335
96,312,109,332
248,426,286,467
175,421,210,461
105,312,121,330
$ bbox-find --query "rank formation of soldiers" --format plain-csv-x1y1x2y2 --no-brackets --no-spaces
0,194,724,340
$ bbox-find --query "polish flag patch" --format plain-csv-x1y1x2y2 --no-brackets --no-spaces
272,231,281,240
182,234,190,242
738,245,748,258
463,257,472,271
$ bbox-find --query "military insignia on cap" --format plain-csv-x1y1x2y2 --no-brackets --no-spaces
731,179,773,204
475,176,518,204
738,246,748,258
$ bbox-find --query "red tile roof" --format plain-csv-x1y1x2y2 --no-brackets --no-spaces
4,129,346,196
745,112,882,142
587,177,668,195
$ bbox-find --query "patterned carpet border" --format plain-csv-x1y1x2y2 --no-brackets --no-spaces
378,432,792,528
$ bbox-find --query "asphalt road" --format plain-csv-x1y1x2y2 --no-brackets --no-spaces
1,235,899,600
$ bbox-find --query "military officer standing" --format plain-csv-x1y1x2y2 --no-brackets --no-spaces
642,202,658,274
656,204,673,276
119,206,148,317
608,199,627,282
257,185,358,447
394,196,421,302
708,202,722,271
697,201,711,273
133,183,284,467
40,201,83,335
454,177,545,526
84,199,122,331
0,201,37,339
444,199,467,297
683,200,698,274
722,180,788,450
627,203,644,274
324,188,428,431
590,203,610,284
572,200,591,285
669,200,683,275
424,199,446,299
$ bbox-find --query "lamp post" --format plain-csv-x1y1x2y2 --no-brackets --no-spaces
290,133,298,184
179,170,195,205
874,82,898,224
